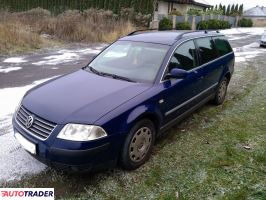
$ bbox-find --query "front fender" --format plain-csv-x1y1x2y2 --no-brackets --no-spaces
125,104,163,132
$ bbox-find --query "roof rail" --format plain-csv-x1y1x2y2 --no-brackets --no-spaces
176,30,221,40
127,29,158,36
175,30,207,40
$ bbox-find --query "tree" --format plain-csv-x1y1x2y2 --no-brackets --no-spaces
230,4,235,15
219,3,222,10
214,5,218,11
239,4,244,16
226,4,230,16
235,4,239,14
222,5,226,15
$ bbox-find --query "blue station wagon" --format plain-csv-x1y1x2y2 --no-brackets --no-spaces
13,30,235,171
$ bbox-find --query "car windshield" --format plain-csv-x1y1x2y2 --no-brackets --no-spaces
88,41,170,83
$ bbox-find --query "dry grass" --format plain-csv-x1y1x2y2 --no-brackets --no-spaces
0,8,135,54
0,22,42,54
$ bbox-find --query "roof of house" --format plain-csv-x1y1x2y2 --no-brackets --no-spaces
161,0,211,8
244,6,266,17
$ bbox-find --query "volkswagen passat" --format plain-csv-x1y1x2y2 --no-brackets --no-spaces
13,30,234,171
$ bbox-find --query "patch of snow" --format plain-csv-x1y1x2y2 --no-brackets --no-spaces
32,52,80,66
57,48,102,55
0,77,57,118
227,35,251,41
233,42,266,63
0,67,22,73
32,46,104,66
0,76,59,182
3,57,27,63
0,130,47,182
221,28,266,36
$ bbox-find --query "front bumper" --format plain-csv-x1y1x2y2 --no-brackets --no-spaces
12,115,125,171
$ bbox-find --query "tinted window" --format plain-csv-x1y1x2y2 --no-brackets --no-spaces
168,40,198,71
213,36,233,56
195,37,218,64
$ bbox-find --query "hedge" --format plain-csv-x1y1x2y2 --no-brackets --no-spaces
197,19,231,30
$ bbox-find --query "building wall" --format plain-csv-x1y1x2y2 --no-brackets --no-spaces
158,1,169,14
252,18,266,27
172,4,204,15
157,1,205,15
245,17,266,27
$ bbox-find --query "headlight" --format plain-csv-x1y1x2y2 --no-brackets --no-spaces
57,124,107,141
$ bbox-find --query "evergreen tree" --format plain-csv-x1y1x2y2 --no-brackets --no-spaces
239,4,244,15
214,5,218,10
222,5,226,15
235,4,239,14
230,4,235,15
226,4,230,16
219,3,222,10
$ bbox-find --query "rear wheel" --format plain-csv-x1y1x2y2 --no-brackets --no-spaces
120,119,155,170
213,77,228,105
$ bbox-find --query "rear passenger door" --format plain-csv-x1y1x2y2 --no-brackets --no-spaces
194,37,221,98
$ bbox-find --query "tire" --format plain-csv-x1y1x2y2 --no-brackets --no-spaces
213,77,228,105
120,119,155,170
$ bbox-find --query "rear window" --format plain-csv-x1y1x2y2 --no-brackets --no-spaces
213,36,233,56
195,37,218,65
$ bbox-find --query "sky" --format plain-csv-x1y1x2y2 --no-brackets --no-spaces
204,0,266,10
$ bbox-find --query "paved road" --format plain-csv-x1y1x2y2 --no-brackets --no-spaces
0,43,106,89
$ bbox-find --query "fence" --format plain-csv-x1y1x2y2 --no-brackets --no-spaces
0,0,154,14
154,13,238,30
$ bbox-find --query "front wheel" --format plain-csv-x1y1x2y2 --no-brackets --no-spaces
120,119,155,170
213,77,228,105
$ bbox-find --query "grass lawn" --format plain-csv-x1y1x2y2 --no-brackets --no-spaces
3,56,266,199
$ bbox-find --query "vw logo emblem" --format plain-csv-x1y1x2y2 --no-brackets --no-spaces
25,115,34,128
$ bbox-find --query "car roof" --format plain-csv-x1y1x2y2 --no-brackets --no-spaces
119,30,224,45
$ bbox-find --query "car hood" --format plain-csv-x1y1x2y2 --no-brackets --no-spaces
23,70,151,125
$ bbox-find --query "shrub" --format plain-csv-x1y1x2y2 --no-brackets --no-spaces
169,10,182,16
176,22,191,30
197,21,208,30
238,18,253,27
159,17,173,30
187,8,202,16
0,8,136,54
197,19,231,30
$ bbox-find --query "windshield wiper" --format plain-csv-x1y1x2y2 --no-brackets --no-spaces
88,66,104,76
101,72,135,82
87,66,135,82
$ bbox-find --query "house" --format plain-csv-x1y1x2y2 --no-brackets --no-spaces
155,0,211,16
244,6,266,27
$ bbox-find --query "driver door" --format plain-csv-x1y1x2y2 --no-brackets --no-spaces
159,40,203,126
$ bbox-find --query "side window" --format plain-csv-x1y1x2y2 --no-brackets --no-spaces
168,40,198,72
213,36,233,56
195,37,219,65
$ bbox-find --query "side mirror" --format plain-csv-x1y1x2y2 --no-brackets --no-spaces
166,68,188,79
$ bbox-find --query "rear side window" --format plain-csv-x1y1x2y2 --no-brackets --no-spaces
213,36,233,56
195,37,218,65
168,40,198,71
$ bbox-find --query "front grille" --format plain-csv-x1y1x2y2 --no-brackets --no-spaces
16,105,57,140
